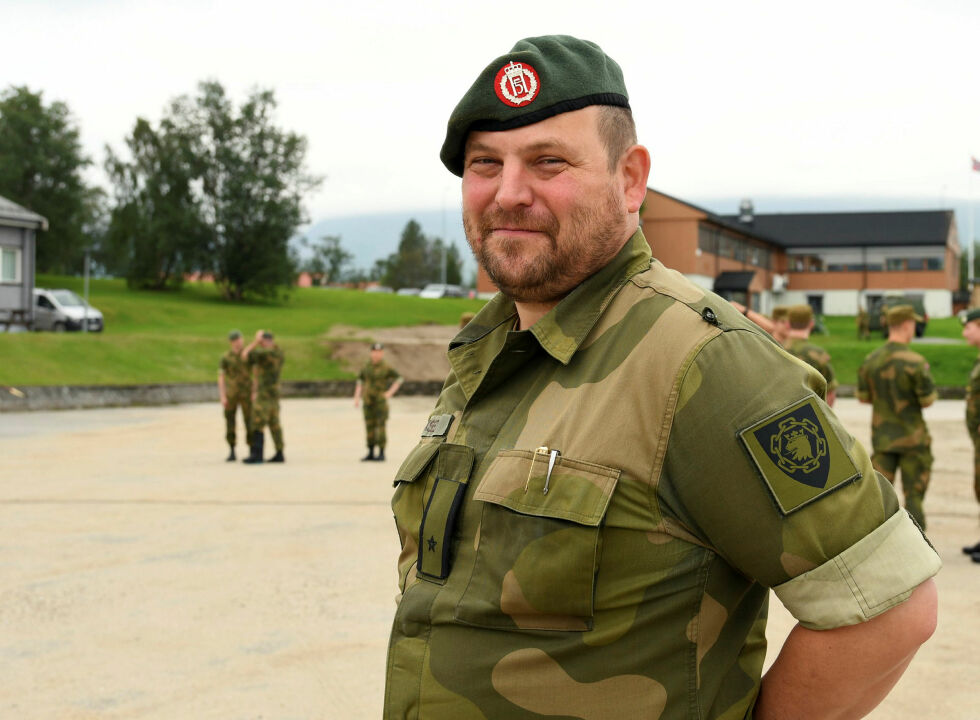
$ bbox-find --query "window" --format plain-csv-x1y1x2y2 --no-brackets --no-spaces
906,258,925,271
697,226,718,255
885,258,904,271
1,246,21,283
926,258,943,271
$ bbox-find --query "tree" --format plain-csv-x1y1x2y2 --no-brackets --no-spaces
192,81,322,300
382,219,464,289
301,235,353,285
0,86,102,273
104,116,209,289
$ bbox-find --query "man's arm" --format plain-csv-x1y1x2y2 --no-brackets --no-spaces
241,330,262,361
353,380,362,408
755,578,937,720
385,377,403,399
218,370,228,409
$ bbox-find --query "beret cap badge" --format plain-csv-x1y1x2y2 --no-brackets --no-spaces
494,61,540,107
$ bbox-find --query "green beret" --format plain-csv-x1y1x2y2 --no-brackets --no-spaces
886,305,923,326
788,304,813,328
440,35,630,176
228,329,242,341
962,307,980,325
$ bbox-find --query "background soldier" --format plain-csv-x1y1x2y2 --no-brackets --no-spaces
961,308,980,562
784,304,838,406
857,306,871,340
858,305,937,528
217,329,252,461
242,330,285,464
353,342,402,461
770,305,790,344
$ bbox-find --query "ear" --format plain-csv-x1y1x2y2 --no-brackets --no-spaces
620,144,651,213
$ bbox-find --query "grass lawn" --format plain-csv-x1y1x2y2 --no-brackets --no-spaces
1,275,485,386
817,315,975,388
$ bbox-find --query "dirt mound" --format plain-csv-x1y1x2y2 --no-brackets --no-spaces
328,324,458,382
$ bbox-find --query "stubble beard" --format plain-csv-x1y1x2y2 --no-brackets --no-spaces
464,187,627,304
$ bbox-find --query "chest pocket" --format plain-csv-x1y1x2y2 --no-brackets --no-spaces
392,441,475,592
455,449,620,632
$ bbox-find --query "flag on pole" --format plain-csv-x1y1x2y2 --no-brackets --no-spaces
973,156,980,172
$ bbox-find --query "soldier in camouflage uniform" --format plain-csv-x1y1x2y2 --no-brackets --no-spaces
784,304,838,406
857,305,936,529
218,329,252,461
857,307,871,340
353,342,403,461
242,330,285,464
961,308,980,561
770,305,790,345
384,35,939,720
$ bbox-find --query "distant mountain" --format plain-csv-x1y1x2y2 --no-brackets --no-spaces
297,195,979,283
298,208,474,283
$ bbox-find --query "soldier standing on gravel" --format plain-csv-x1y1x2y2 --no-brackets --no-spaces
960,308,980,563
353,342,402,462
217,330,252,461
384,34,939,720
242,330,285,464
784,304,838,406
858,305,936,529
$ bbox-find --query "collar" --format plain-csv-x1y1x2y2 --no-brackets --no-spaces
450,228,652,365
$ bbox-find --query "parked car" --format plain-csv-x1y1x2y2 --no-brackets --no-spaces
396,287,421,296
867,293,928,338
419,283,465,299
33,288,104,332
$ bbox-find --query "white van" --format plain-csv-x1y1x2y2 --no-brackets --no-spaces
33,288,104,332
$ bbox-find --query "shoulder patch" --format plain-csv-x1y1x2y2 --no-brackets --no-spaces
421,413,454,438
738,397,860,515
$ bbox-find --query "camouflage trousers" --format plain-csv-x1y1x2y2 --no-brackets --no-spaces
872,448,932,529
363,400,389,449
972,434,980,507
224,393,253,447
252,396,284,452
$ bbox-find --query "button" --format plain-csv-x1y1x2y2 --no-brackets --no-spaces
702,307,718,325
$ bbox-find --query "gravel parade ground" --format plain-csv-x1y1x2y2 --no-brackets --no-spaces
1,397,977,719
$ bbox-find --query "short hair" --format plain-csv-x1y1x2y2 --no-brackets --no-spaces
597,105,637,171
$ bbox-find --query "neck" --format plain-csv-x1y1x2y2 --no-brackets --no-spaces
786,329,809,341
887,331,909,344
514,299,559,331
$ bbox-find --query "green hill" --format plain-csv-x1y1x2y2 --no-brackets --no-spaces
1,276,484,386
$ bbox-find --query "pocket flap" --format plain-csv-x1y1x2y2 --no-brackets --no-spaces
393,441,441,485
473,450,620,526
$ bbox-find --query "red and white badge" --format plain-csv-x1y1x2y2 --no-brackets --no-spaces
494,61,540,107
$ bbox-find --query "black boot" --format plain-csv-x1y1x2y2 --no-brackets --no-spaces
361,446,376,461
226,446,236,462
962,541,980,555
243,431,264,464
269,450,284,463
376,447,386,461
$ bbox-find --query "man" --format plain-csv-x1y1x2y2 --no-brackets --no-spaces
353,342,402,461
770,305,790,344
784,304,838,406
384,35,938,720
858,305,936,529
857,306,871,340
242,329,285,464
961,307,980,562
217,329,252,461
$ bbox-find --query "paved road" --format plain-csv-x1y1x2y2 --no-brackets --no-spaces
1,398,977,719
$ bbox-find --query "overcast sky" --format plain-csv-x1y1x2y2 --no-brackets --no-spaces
6,0,980,228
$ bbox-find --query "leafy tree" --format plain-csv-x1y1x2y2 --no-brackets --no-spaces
302,234,353,285
0,86,102,273
104,116,209,289
382,219,464,289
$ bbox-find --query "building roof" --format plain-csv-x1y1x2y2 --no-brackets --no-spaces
721,210,953,249
647,188,785,246
0,194,48,230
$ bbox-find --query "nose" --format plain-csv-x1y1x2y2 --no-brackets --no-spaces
494,162,533,211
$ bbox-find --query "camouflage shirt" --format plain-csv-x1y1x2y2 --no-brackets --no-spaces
358,360,402,404
248,345,284,399
857,342,937,453
219,349,250,397
385,231,940,720
966,357,980,437
784,338,838,392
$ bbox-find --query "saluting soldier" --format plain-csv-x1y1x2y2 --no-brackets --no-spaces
784,304,838,406
770,305,790,345
961,308,980,562
217,329,252,461
353,342,402,461
858,305,937,528
242,330,285,464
